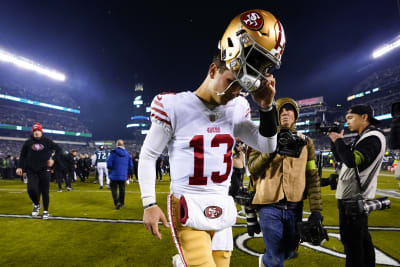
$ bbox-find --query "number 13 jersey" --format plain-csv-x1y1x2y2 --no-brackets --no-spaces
150,91,251,197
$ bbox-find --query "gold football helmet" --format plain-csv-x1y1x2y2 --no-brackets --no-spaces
219,9,286,93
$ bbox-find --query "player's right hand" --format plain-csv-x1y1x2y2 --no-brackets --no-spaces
143,205,169,240
16,168,22,176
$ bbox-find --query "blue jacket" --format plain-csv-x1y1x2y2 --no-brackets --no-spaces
106,147,133,181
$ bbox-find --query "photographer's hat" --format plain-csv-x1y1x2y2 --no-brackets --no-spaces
347,104,380,125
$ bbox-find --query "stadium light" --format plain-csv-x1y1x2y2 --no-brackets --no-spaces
0,48,66,81
372,37,400,59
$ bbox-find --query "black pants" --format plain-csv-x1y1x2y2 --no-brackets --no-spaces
229,167,245,197
83,169,89,180
110,180,126,206
77,168,85,182
55,169,67,189
133,167,138,181
65,170,73,188
338,200,375,267
27,169,51,211
156,167,162,181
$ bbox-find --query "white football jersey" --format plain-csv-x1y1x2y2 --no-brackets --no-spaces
150,91,251,196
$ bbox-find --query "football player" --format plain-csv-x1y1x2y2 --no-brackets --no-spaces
139,9,285,267
95,145,110,189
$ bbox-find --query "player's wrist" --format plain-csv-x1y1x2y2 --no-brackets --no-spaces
142,196,157,208
143,202,158,210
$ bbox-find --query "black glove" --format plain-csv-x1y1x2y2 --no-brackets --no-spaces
308,211,323,224
245,206,261,237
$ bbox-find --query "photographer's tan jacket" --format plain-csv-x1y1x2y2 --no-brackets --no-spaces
248,136,322,212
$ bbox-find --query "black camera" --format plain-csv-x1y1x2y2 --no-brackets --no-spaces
315,121,343,134
276,129,307,158
320,173,338,190
297,221,329,246
342,195,391,216
234,187,255,206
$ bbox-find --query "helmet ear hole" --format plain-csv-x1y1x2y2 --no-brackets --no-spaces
227,38,234,47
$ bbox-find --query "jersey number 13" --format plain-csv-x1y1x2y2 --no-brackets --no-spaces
189,134,234,185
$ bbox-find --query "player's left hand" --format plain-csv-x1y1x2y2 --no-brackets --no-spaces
251,74,276,109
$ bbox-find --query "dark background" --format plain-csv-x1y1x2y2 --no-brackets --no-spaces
0,0,399,139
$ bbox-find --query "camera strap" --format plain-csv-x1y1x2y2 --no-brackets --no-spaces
353,128,383,193
354,159,381,193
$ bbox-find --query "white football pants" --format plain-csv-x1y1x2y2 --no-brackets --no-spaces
97,162,109,186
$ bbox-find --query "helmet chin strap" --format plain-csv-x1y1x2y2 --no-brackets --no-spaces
208,79,240,96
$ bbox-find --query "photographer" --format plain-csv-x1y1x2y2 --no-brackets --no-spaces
229,140,246,197
248,97,322,267
328,104,386,267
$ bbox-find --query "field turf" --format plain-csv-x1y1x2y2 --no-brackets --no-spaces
0,169,399,266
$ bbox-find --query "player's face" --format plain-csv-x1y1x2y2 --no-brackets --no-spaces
280,108,295,128
214,69,242,105
33,130,42,139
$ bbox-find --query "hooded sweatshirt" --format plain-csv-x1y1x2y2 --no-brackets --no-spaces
18,135,62,172
106,147,133,181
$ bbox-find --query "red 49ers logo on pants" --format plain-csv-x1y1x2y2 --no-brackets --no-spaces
204,206,223,219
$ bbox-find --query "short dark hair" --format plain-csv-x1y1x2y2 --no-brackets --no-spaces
212,50,228,73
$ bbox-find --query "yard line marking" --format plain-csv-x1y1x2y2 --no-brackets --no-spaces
0,214,144,224
0,188,170,194
376,189,400,198
1,214,399,232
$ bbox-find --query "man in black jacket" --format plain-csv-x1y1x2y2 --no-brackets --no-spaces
54,151,70,192
16,123,62,219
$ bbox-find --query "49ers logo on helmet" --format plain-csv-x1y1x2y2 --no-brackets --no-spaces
204,206,223,219
32,144,44,151
240,11,264,31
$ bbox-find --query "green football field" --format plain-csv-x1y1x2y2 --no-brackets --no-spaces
0,169,399,267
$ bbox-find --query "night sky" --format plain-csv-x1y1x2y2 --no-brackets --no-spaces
0,1,399,139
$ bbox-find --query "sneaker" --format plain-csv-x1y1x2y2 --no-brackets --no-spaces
172,254,184,267
120,204,124,209
286,251,298,260
57,189,62,192
259,255,265,267
106,184,110,189
42,211,49,220
66,187,72,191
116,203,121,210
99,186,103,189
32,205,39,216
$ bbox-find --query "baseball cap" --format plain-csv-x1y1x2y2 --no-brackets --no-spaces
32,123,43,133
347,104,380,125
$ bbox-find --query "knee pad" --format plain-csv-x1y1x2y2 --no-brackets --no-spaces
212,251,231,267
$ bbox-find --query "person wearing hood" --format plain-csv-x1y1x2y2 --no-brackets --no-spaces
107,139,133,209
16,122,62,219
247,97,323,267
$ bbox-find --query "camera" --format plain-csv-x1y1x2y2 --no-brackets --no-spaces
233,187,255,206
297,221,329,246
342,195,391,216
276,129,307,158
363,197,391,213
315,121,343,134
320,173,338,190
